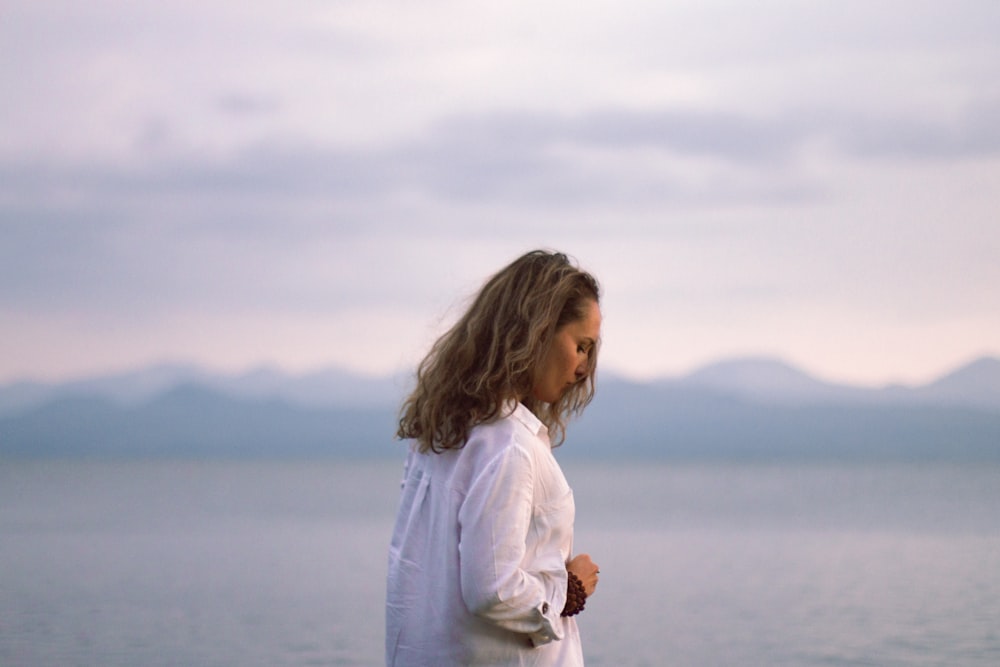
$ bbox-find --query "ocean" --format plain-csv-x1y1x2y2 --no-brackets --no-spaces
2,459,998,666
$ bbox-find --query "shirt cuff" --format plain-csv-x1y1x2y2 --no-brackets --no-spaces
527,580,567,647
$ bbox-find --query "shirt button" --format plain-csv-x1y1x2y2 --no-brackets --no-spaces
542,602,549,614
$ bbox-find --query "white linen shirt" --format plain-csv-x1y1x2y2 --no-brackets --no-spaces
385,402,583,666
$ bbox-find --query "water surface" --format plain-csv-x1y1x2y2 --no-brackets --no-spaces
2,460,998,666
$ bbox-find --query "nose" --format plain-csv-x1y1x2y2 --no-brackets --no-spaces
574,359,588,380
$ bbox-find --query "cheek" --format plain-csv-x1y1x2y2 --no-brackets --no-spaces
562,344,580,372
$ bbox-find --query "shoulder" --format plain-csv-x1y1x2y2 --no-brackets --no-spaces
449,406,543,483
468,403,547,456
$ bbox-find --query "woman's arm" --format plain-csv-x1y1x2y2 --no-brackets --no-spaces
457,444,567,644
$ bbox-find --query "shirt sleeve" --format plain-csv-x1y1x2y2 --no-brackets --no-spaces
457,442,567,645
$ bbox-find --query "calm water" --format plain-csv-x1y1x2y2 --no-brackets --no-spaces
1,459,999,666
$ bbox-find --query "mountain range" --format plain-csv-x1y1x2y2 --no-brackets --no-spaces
1,356,998,461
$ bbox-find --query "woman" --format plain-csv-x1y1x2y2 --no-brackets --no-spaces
386,250,602,666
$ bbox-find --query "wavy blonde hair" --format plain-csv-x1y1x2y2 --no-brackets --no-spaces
397,250,601,453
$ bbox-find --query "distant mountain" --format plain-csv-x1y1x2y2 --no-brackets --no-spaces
0,363,210,417
206,366,410,409
568,375,1000,462
0,363,410,418
666,355,1000,411
4,355,998,417
672,357,865,404
0,384,399,460
1,355,998,461
920,357,1000,410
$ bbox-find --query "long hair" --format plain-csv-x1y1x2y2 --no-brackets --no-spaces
397,250,601,453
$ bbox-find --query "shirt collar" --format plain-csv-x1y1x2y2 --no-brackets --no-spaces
510,401,546,436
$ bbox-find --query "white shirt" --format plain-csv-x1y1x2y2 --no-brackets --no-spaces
385,402,583,666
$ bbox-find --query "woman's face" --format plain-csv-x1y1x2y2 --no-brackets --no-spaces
531,299,602,404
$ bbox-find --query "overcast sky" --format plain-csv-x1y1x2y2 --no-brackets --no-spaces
2,0,998,386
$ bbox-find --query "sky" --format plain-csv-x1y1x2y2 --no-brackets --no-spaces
2,0,998,387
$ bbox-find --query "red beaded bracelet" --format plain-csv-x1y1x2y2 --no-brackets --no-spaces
561,571,587,617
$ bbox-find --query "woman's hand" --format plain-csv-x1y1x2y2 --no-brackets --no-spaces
567,553,600,597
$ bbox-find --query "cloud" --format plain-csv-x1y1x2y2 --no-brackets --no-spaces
834,100,1000,158
215,94,282,117
5,99,999,220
